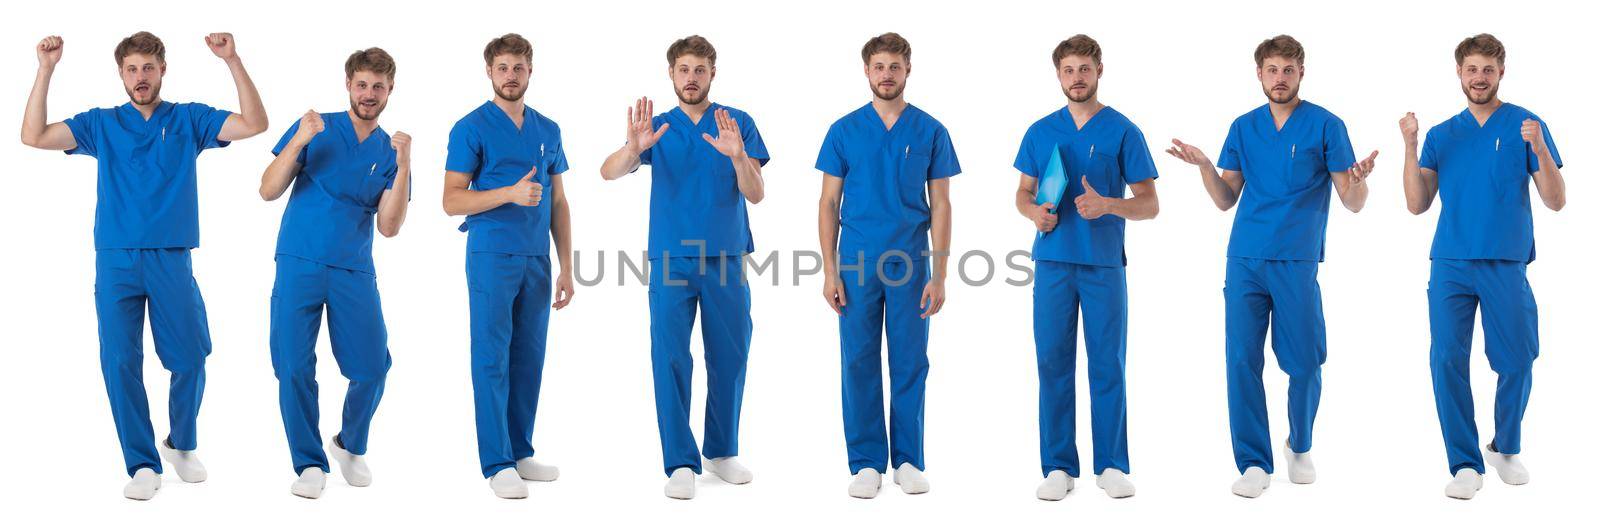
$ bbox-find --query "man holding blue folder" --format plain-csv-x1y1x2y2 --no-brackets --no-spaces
1013,34,1157,501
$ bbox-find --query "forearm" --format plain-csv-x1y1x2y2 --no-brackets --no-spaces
21,65,53,146
732,152,764,203
259,142,305,200
1402,143,1434,214
376,165,410,236
599,146,641,180
443,184,508,216
1334,175,1368,213
819,201,841,276
225,57,268,135
1197,162,1238,210
551,195,573,273
1109,191,1159,220
928,199,951,281
1532,152,1565,211
1015,187,1038,219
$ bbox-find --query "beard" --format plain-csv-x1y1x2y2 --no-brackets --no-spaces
1064,82,1097,103
125,81,161,105
872,80,905,101
349,97,386,121
1461,81,1498,105
675,84,708,105
1262,83,1299,104
494,81,527,102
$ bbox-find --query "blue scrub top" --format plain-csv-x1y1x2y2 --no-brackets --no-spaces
1014,106,1158,267
637,102,770,260
816,103,961,263
271,112,399,275
1420,103,1561,264
63,101,233,249
446,101,570,256
1216,101,1356,262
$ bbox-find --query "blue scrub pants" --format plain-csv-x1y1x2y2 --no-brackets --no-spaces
839,256,930,474
1224,257,1325,474
1428,259,1538,475
1034,261,1129,478
467,252,551,478
94,248,211,477
648,256,752,476
269,255,391,475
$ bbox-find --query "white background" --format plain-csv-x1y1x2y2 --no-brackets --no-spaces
1,0,1592,523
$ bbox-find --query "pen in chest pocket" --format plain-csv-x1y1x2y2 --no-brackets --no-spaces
904,144,909,159
1291,144,1296,159
1495,138,1501,152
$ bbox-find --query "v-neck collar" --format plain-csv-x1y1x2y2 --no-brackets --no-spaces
1060,104,1108,133
1263,101,1302,133
669,102,721,130
120,101,171,125
484,100,530,133
336,112,383,148
1462,103,1505,129
862,102,913,135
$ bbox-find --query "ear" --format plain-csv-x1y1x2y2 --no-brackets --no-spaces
710,65,717,80
159,63,168,77
1096,63,1105,79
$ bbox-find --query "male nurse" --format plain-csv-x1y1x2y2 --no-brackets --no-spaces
1166,35,1376,498
1399,33,1565,500
1014,34,1158,501
20,32,268,500
442,33,575,500
258,48,411,499
599,35,769,500
817,32,958,500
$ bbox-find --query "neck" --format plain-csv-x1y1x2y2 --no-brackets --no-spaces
680,99,712,122
1269,97,1301,116
871,96,907,115
1468,98,1503,118
347,110,379,136
133,98,162,119
1067,98,1104,119
492,96,524,120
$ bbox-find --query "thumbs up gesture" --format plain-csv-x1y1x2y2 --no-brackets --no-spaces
1074,176,1113,220
503,167,543,207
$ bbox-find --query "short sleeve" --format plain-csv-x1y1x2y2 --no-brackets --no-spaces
1322,116,1358,171
1418,128,1440,172
1012,128,1038,178
638,115,665,166
1120,126,1159,184
739,113,770,166
444,121,482,177
187,103,233,150
62,109,99,157
1216,121,1242,172
815,123,848,178
270,120,308,166
547,133,570,177
928,125,961,180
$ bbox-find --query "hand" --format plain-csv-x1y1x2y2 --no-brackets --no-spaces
503,168,543,206
1030,202,1059,232
919,278,946,319
37,35,63,68
1075,176,1113,220
822,275,847,316
626,97,669,154
390,131,412,167
1165,139,1211,167
1399,112,1419,147
552,271,575,309
1521,118,1549,155
205,33,237,60
1347,151,1379,186
701,108,746,159
292,110,324,145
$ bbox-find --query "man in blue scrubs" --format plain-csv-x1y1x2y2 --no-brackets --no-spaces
1166,35,1377,498
1398,33,1565,500
20,32,269,500
1014,35,1158,501
817,32,959,499
258,48,411,499
442,33,576,500
599,35,769,501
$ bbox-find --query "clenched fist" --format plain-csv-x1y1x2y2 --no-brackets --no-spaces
205,33,236,60
390,131,411,167
292,110,324,146
1399,112,1419,147
37,35,63,68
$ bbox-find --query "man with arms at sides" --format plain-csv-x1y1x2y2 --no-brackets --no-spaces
442,33,576,499
21,31,268,500
599,35,769,500
1166,34,1376,498
817,32,958,500
1014,34,1158,501
1399,33,1564,500
258,47,411,499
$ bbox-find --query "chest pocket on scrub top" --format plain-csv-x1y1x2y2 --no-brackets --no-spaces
898,143,932,211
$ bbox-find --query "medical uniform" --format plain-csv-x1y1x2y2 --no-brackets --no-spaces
63,101,231,477
268,112,399,475
447,101,568,478
1215,101,1355,474
637,103,769,476
1014,106,1157,478
816,103,960,474
1420,103,1560,475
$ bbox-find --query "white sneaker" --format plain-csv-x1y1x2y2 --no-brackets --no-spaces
1097,468,1136,498
848,468,882,499
489,467,527,499
123,468,161,501
158,439,207,483
664,467,696,500
1231,466,1270,498
290,468,326,499
1445,469,1483,500
706,456,753,485
1484,445,1530,485
1283,440,1316,484
893,463,930,495
329,438,371,487
515,457,559,482
1036,470,1074,501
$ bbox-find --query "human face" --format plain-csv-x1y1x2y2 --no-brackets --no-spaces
864,52,909,102
1057,54,1101,103
670,54,714,105
1457,54,1503,105
487,54,530,102
119,53,165,106
347,70,392,122
1256,55,1302,105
